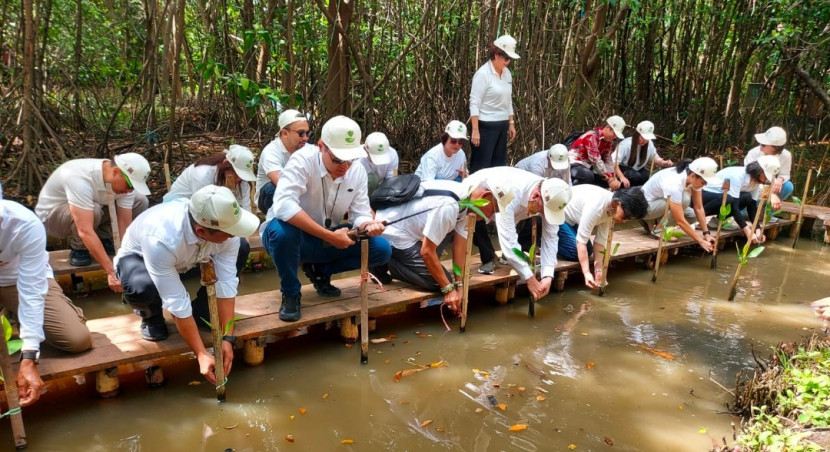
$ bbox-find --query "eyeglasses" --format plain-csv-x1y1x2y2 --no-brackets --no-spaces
497,51,512,62
120,169,134,189
288,128,311,138
449,138,466,145
326,147,355,166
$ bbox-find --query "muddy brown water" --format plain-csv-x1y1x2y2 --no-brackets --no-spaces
3,240,828,451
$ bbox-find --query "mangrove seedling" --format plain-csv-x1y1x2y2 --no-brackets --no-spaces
200,316,243,337
458,197,490,220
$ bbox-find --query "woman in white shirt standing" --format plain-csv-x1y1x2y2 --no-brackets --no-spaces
164,144,257,211
469,35,520,173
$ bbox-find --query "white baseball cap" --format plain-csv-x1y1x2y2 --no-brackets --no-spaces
189,185,260,237
484,177,515,211
754,126,787,147
493,35,520,60
540,178,572,225
278,109,307,130
756,155,781,182
689,157,723,186
636,120,656,141
364,132,391,166
606,116,626,139
114,153,152,196
321,115,366,161
225,144,256,181
445,120,468,140
547,144,570,170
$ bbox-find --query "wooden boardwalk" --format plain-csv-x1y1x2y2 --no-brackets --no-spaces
780,201,830,244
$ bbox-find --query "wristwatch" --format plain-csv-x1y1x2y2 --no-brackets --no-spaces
20,350,40,364
222,335,237,344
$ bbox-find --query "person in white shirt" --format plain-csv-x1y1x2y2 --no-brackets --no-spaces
612,120,673,187
465,167,572,301
164,144,257,211
641,158,721,252
516,144,571,182
256,109,311,212
359,132,399,194
469,35,520,173
115,185,259,384
35,153,151,292
0,200,92,406
414,120,468,182
260,116,391,322
557,185,648,288
743,126,794,203
702,156,780,243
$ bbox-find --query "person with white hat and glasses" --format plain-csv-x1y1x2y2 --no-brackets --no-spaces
641,157,722,252
35,153,152,291
465,167,572,301
414,120,469,182
115,185,260,384
469,34,520,173
612,120,673,187
568,115,626,189
516,143,572,183
261,116,392,322
164,145,257,210
703,155,781,244
743,126,794,205
359,131,399,194
256,109,312,212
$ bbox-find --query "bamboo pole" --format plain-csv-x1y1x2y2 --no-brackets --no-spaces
598,217,616,296
163,162,173,192
791,168,814,249
710,179,730,269
528,218,538,317
105,184,121,250
200,258,225,401
0,332,27,448
727,186,770,301
459,213,476,332
651,195,672,283
359,238,369,364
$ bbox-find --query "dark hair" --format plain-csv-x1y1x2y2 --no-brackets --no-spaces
745,161,764,183
188,212,222,235
487,43,510,61
194,152,243,197
625,130,648,167
675,158,693,174
612,187,649,220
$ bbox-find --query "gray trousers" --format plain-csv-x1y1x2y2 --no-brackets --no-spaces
43,193,149,250
387,235,452,291
644,191,695,222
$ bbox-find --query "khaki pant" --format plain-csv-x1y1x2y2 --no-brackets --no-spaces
42,193,149,249
644,191,695,222
0,279,92,353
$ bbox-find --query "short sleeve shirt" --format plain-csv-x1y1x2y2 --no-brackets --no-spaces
414,143,466,181
642,167,687,204
35,159,136,220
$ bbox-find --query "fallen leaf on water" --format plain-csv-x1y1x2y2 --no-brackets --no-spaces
299,408,307,414
393,360,448,382
604,436,614,446
418,334,428,339
497,403,506,411
384,359,390,364
345,343,353,348
436,428,446,432
535,386,549,393
678,405,684,410
285,435,295,442
290,415,295,420
340,439,355,444
492,383,501,388
698,427,707,434
224,423,238,430
387,334,396,340
371,338,391,344
474,408,484,413
507,383,516,389
639,345,676,361
188,381,201,386
581,332,588,336
536,395,546,401
420,419,433,427
586,361,595,370
517,386,525,393
509,424,527,431
568,444,577,450
323,393,329,400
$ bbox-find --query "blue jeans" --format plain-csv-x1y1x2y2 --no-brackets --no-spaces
557,222,592,262
257,182,277,213
261,219,392,296
778,180,794,201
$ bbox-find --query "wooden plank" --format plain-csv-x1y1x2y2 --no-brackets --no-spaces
779,202,830,220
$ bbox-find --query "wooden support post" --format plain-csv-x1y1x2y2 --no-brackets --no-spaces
200,258,225,402
710,180,730,269
767,225,780,241
105,183,121,250
728,186,770,301
95,366,120,398
507,281,516,301
554,272,568,292
359,239,369,365
0,325,27,448
528,218,538,317
495,282,510,304
163,163,173,192
791,168,813,249
244,337,267,366
145,365,166,388
460,214,476,332
598,211,617,296
652,195,672,283
340,316,358,343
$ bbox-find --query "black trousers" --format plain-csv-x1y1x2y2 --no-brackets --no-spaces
473,219,537,265
619,166,651,187
570,164,609,187
702,191,757,230
469,120,509,173
387,236,452,291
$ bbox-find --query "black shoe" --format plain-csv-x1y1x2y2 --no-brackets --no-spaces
371,266,393,284
302,263,342,297
101,239,116,256
140,316,169,341
279,293,302,322
69,248,92,267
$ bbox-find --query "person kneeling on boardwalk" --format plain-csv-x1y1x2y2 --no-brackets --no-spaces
611,120,673,187
414,120,469,182
702,156,780,244
256,109,312,213
567,116,626,189
557,185,649,288
359,132,399,195
516,143,572,182
465,167,572,301
260,116,392,323
744,126,793,205
1,200,92,406
115,185,260,384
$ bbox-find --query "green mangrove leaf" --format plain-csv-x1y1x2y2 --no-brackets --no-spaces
719,203,732,220
224,316,244,335
612,243,620,255
792,196,802,206
201,317,213,329
2,315,11,342
7,339,22,355
512,248,530,264
453,264,462,277
529,244,537,265
747,246,765,259
471,199,490,207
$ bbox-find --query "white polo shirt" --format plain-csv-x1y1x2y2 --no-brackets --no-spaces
414,143,467,181
562,185,614,246
164,164,252,211
612,137,658,170
376,180,468,250
516,150,570,183
114,200,241,319
264,146,373,230
744,146,792,182
642,167,688,205
704,166,761,200
35,159,137,220
0,200,51,351
358,146,400,184
465,167,558,281
255,136,293,200
469,60,514,121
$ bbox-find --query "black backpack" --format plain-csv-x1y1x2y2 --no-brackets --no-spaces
561,130,586,148
370,174,459,210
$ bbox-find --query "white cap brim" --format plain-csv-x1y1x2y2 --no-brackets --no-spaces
543,205,566,225
754,132,770,145
640,131,656,141
220,209,260,237
612,128,625,139
132,180,151,196
329,146,367,162
368,151,391,166
548,157,570,170
231,165,257,182
503,49,520,59
447,131,468,140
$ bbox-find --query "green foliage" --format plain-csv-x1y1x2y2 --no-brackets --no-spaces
512,247,536,272
662,225,685,242
719,203,732,222
200,316,243,336
458,198,490,220
671,132,685,146
452,264,462,277
793,196,803,206
2,315,23,356
736,243,765,265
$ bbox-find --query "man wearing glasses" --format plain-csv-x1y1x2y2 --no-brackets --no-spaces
35,153,151,293
261,115,391,322
256,109,312,212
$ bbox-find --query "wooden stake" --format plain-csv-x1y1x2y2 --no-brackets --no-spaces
598,217,616,296
105,184,121,250
727,186,770,301
200,257,225,402
651,195,672,283
95,366,120,398
0,328,27,448
359,239,369,364
243,337,266,366
791,168,814,249
459,214,476,332
163,162,173,192
528,218,538,317
710,179,731,269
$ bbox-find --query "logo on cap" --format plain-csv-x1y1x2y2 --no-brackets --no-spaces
127,167,134,174
345,130,355,144
458,125,464,132
559,202,568,209
377,144,385,153
233,201,240,216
